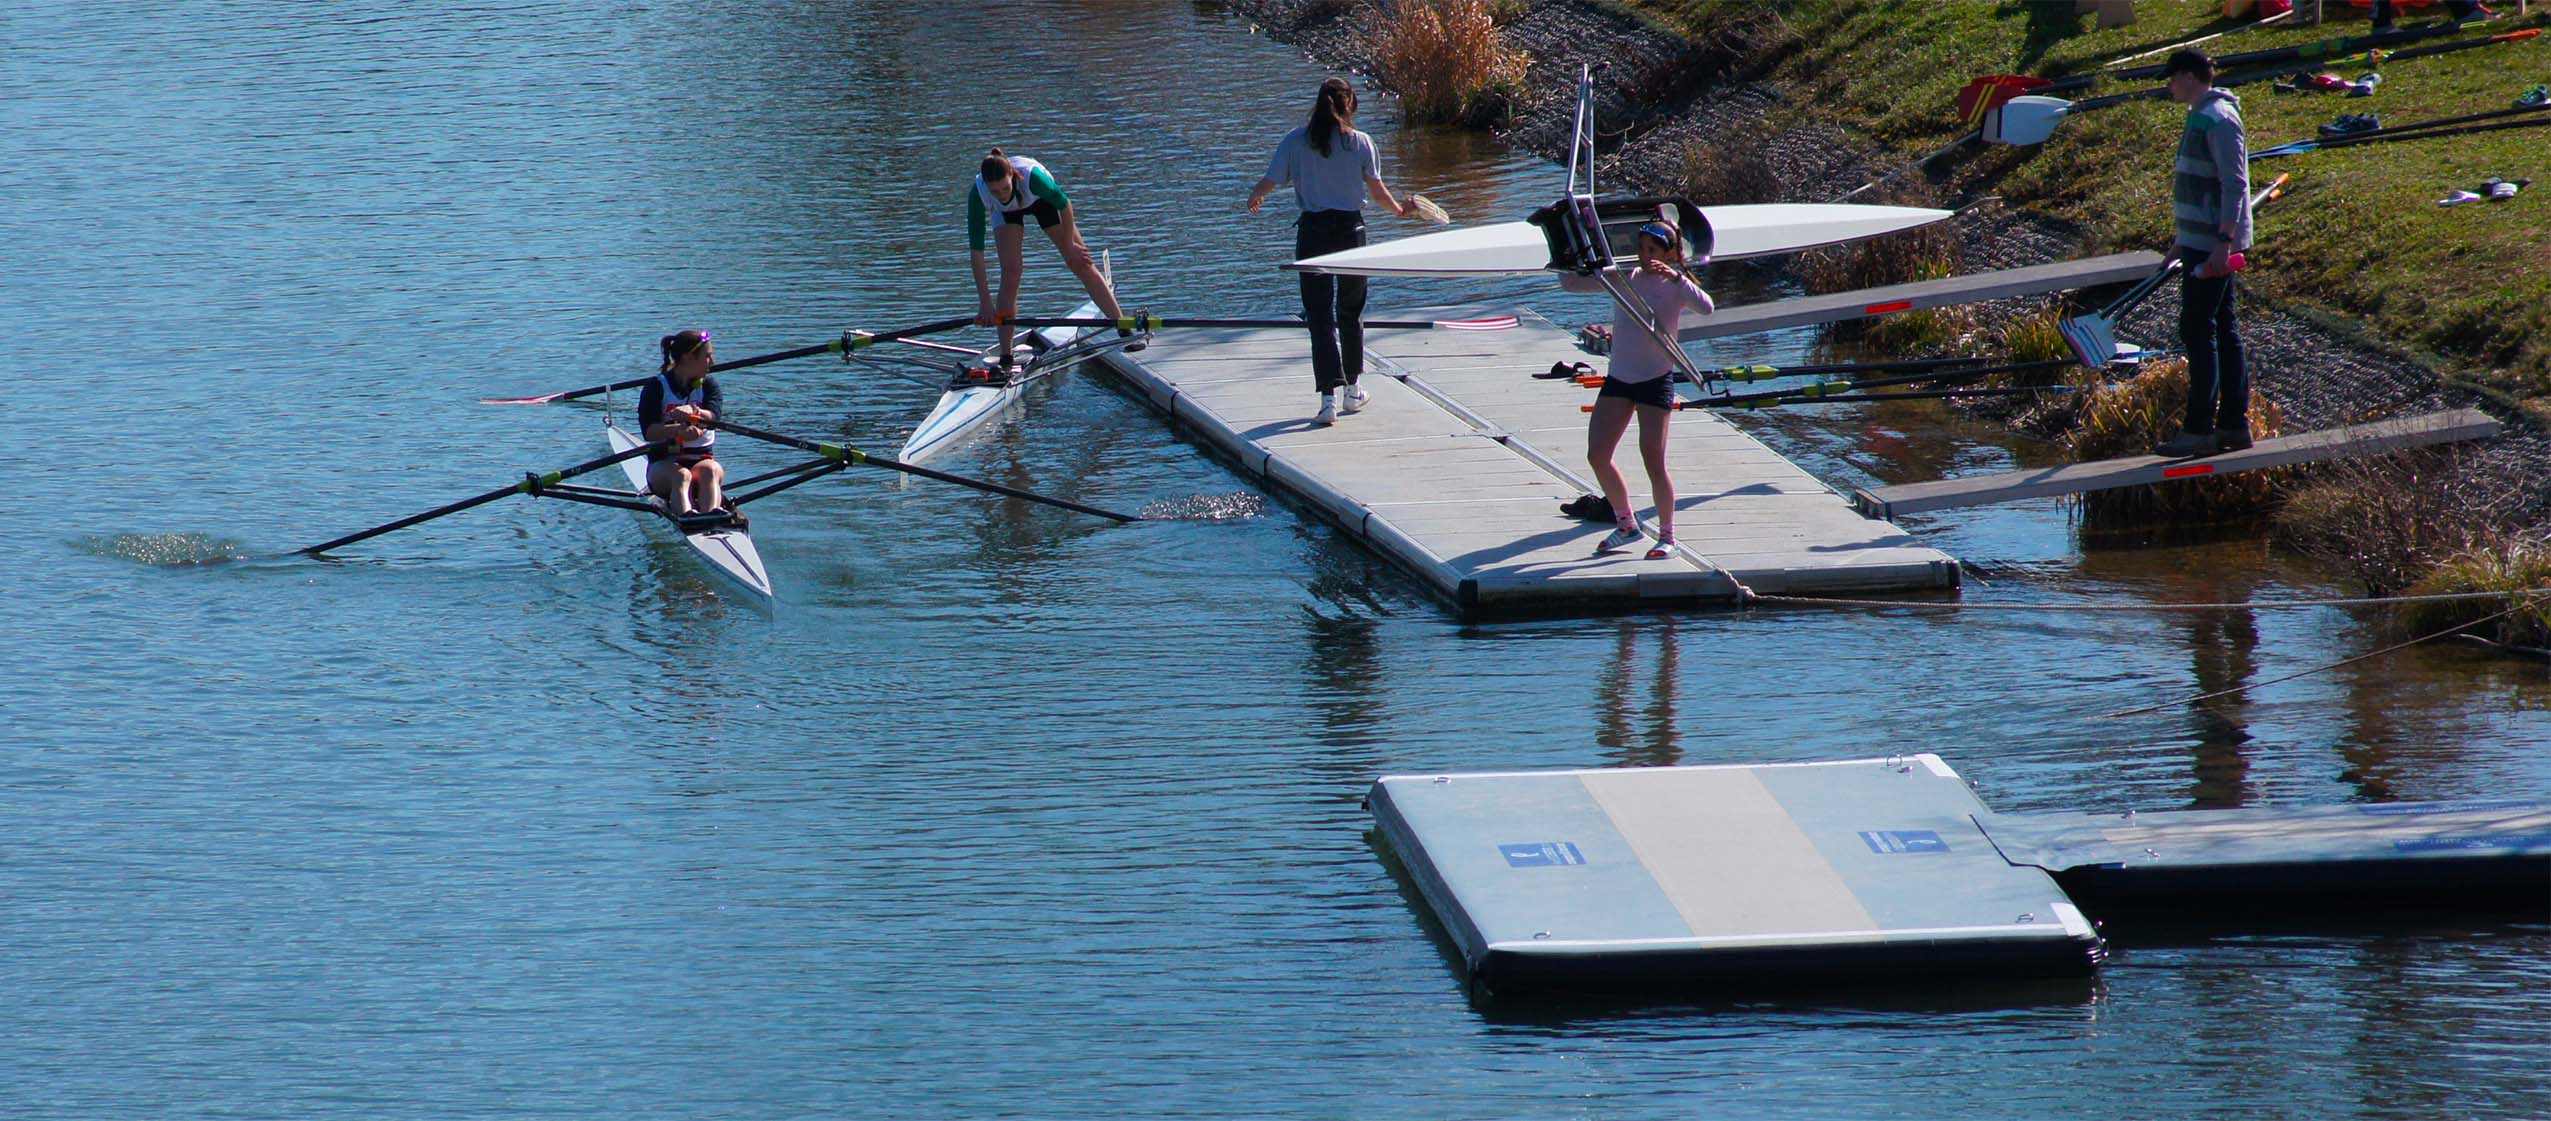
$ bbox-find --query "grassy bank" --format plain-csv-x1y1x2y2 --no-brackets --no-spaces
1616,0,2551,409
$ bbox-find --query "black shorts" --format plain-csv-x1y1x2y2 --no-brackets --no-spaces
999,198,1063,229
1596,374,1675,410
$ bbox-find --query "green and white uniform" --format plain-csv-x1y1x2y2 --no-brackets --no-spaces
967,155,1072,252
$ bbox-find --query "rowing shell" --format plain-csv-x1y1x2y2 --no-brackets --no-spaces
606,422,774,599
895,301,1099,465
1283,203,1951,277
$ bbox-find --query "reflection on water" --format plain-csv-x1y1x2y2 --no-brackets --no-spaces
1595,615,1684,768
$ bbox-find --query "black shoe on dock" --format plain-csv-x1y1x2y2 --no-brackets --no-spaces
2213,428,2253,454
2154,431,2215,459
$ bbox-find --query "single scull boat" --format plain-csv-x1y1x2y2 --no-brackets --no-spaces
606,421,774,599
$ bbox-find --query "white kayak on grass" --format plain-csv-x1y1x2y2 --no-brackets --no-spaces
1283,203,1951,278
894,304,1097,464
607,422,774,600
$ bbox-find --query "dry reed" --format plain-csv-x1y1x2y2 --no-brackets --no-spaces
2066,357,2289,528
1369,0,1532,125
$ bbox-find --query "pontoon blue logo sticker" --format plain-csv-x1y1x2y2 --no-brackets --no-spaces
1859,830,1948,854
1500,842,1586,868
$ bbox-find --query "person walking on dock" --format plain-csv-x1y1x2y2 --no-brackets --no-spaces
1247,77,1414,427
969,148,1132,363
2155,49,2256,459
1561,220,1713,560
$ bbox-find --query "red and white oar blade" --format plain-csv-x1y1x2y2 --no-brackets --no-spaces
1436,315,1521,331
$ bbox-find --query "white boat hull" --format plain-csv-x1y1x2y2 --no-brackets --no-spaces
607,423,774,599
1283,203,1952,277
894,301,1099,464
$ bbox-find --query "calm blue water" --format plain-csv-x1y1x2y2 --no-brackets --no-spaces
8,3,2549,1118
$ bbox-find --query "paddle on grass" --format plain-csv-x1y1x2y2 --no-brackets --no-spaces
302,439,662,555
706,419,1143,523
480,316,977,405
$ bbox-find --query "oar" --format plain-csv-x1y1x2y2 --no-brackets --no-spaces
480,316,977,405
302,440,661,555
2316,24,2539,69
1703,358,2077,407
1002,314,1521,332
1707,354,1991,383
2253,101,2551,159
1715,385,2082,409
705,419,1142,523
1985,25,2543,146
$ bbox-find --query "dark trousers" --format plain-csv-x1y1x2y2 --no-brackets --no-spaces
2178,258,2247,436
1295,210,1368,394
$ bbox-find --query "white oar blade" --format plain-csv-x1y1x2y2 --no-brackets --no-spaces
1984,95,2072,146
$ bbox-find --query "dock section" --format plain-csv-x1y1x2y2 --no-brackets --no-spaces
1093,309,1957,611
1368,757,2103,995
1853,408,2501,520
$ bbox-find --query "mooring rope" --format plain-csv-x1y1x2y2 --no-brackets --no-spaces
2096,596,2544,719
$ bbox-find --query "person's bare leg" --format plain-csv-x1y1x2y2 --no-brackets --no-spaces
994,224,1026,361
1636,404,1674,541
692,459,725,515
650,461,694,516
1047,211,1125,320
1586,396,1637,525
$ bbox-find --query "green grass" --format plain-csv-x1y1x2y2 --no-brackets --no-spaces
1619,0,2551,402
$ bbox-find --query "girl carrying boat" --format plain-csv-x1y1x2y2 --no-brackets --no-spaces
1559,220,1713,559
969,149,1131,361
639,328,730,524
1246,77,1413,426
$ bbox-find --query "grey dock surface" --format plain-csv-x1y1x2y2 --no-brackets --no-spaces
1980,799,2551,914
1676,252,2163,341
1853,407,2501,520
1093,307,1956,611
1368,757,2102,995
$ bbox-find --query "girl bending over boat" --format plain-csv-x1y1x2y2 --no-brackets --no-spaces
1247,77,1412,427
640,329,729,523
969,149,1130,361
1559,220,1712,559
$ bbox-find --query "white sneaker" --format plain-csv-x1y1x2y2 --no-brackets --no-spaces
1595,524,1644,553
1342,384,1370,415
1314,395,1338,426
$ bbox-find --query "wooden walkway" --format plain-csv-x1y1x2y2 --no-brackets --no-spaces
1853,408,2500,519
1091,307,1957,612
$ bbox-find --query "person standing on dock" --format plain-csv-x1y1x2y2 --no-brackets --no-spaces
1246,77,1414,427
2155,49,2255,459
640,328,728,522
1560,220,1713,560
969,148,1133,363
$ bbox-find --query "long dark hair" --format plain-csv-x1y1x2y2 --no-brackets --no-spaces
979,147,1017,189
1307,78,1356,158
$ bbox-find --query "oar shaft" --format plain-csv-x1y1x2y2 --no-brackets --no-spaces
1004,315,1492,331
503,317,979,405
1713,354,1990,382
707,420,1142,523
302,441,659,555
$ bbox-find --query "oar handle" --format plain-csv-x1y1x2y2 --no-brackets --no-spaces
705,419,1142,523
302,439,662,555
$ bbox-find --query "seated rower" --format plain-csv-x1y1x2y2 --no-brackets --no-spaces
639,329,731,525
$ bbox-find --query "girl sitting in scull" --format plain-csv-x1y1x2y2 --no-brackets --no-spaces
1559,219,1713,559
968,148,1133,361
639,328,729,524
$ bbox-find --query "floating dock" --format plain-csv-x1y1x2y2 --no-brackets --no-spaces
1091,308,1957,611
1368,757,2102,994
1370,759,2551,998
1854,408,2501,520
